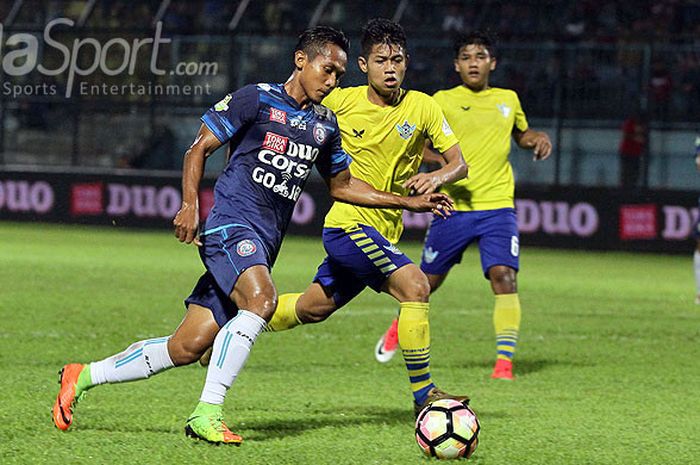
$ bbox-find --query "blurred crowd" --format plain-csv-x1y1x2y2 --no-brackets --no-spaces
2,1,699,41
2,0,699,169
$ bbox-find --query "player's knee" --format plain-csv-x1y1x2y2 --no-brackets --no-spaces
244,290,278,321
489,267,517,293
403,274,431,302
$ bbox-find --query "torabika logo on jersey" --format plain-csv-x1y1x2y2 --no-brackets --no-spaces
236,240,257,257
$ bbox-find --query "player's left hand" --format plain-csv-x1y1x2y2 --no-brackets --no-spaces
404,193,454,219
173,202,201,246
404,173,441,195
532,132,553,161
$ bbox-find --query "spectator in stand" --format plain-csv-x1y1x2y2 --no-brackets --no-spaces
442,2,466,33
679,54,700,119
649,59,673,120
618,109,647,187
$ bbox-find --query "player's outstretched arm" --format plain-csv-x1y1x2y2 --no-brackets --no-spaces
404,143,468,195
513,128,552,161
173,124,223,245
326,169,454,218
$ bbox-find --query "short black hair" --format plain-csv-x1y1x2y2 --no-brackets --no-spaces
295,26,349,60
453,31,496,58
360,18,407,57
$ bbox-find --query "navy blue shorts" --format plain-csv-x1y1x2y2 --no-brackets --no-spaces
421,208,519,279
313,225,413,308
184,224,270,327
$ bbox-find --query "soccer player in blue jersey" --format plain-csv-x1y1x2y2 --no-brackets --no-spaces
52,26,453,444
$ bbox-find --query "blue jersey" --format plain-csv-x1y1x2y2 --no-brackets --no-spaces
201,83,351,264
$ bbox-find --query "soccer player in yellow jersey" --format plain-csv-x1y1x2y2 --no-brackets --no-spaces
267,19,470,415
374,31,552,380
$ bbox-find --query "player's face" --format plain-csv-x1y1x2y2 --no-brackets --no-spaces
298,44,347,103
359,43,408,96
455,44,496,91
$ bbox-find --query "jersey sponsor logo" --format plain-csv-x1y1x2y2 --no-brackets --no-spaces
352,128,365,138
253,139,320,201
423,246,439,264
236,239,257,257
272,173,293,197
262,132,289,154
496,103,511,118
395,120,416,140
510,236,519,257
290,116,307,130
383,244,403,255
313,123,327,144
442,118,454,136
214,94,232,112
269,108,287,124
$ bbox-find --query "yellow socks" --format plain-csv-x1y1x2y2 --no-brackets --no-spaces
266,293,302,332
398,301,435,405
493,293,521,362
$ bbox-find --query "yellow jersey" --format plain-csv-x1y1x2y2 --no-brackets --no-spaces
433,85,528,211
322,86,459,243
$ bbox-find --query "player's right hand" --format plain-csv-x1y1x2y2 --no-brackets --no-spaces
404,193,454,219
173,202,201,246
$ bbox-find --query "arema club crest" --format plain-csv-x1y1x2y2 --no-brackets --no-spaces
313,124,327,144
236,240,257,257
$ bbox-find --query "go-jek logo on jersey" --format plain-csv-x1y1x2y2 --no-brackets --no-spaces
252,132,320,201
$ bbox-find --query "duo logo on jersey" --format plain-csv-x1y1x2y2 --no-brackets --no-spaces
352,128,365,138
395,120,416,140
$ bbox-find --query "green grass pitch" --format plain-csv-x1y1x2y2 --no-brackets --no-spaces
0,222,698,464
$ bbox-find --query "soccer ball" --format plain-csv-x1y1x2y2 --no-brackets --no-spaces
415,399,480,460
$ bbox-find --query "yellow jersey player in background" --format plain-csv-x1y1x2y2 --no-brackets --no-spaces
267,18,471,416
374,31,552,381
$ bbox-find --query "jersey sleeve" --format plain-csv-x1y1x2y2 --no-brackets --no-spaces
423,95,460,153
201,85,259,144
513,93,529,132
316,123,352,178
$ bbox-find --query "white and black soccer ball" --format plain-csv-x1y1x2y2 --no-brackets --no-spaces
415,398,480,460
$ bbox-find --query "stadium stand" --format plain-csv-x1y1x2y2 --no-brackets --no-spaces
1,0,699,189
